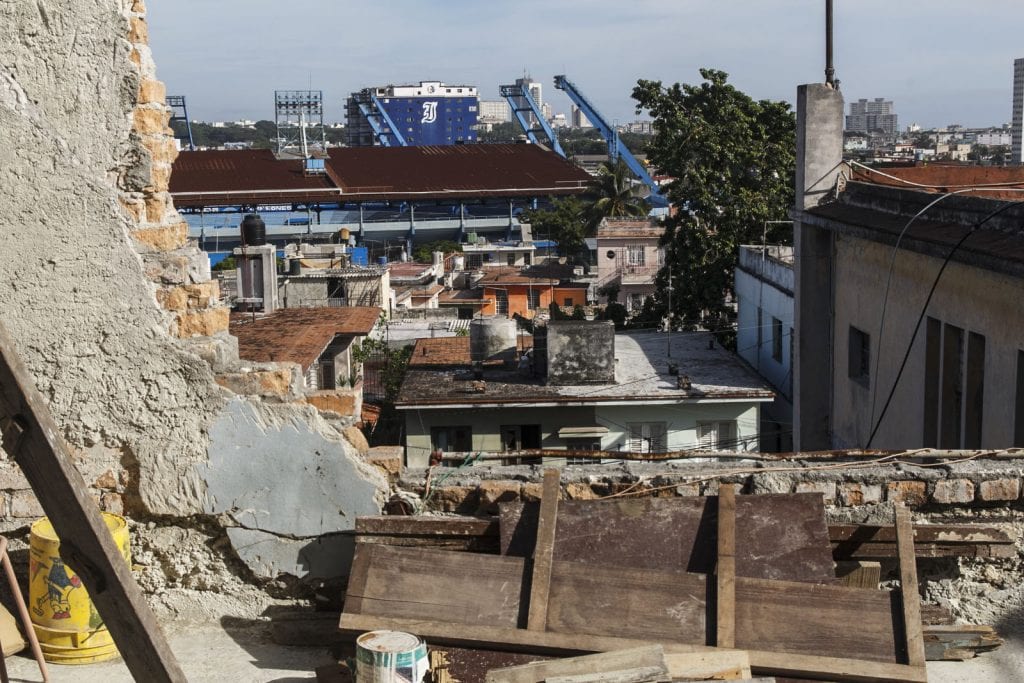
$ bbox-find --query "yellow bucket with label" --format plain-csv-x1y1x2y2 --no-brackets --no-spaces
28,513,130,664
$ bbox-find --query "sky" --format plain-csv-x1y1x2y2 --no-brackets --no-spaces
148,1,1023,130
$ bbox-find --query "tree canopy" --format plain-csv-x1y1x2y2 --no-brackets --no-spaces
583,160,649,233
521,195,589,261
632,68,795,333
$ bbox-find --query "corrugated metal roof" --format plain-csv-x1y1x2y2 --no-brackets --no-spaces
170,145,591,205
852,164,1024,200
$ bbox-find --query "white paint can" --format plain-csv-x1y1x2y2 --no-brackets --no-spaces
355,630,429,683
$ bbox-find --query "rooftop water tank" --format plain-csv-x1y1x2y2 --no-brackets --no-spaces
240,214,266,246
470,317,517,363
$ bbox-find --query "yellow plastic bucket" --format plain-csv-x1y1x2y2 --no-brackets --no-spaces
28,513,130,664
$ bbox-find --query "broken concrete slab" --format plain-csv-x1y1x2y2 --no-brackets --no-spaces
225,528,356,580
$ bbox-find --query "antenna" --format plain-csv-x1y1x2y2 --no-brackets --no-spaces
825,0,838,88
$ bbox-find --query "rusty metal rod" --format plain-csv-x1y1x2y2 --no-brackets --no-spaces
0,536,49,682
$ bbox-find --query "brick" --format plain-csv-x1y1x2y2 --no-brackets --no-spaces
175,307,230,337
477,481,520,514
0,464,29,490
141,136,179,165
101,493,124,516
521,482,544,502
132,107,170,136
94,470,118,490
148,163,172,192
366,454,401,479
429,486,476,514
306,392,357,417
932,479,975,505
131,222,187,252
216,366,297,398
10,490,43,519
979,479,1020,502
119,196,145,222
564,482,599,500
886,480,928,506
795,481,836,503
128,16,148,44
137,78,165,105
837,482,883,506
144,193,169,223
157,281,219,312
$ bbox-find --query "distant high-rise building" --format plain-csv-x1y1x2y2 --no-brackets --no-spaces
1012,58,1024,163
845,98,898,137
344,81,479,147
571,105,592,129
478,100,510,124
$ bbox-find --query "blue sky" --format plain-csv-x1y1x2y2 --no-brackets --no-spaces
149,1,1022,129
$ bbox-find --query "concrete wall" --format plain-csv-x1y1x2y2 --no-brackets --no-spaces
594,403,760,452
0,0,386,615
830,233,1024,449
547,320,615,385
735,265,793,401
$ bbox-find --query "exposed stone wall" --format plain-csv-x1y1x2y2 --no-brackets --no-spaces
0,0,387,617
401,457,1024,628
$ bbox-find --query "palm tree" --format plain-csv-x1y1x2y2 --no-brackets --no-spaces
583,159,648,234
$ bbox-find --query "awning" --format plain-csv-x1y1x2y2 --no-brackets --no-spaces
557,426,610,439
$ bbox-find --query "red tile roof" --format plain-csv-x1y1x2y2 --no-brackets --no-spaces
230,307,380,370
852,163,1024,200
388,262,436,280
407,335,533,368
170,145,591,206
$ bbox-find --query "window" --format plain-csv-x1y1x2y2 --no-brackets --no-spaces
627,422,667,453
430,426,472,454
507,253,516,266
523,252,532,265
527,289,541,310
500,425,541,465
494,289,508,315
566,439,600,466
697,420,739,450
626,244,645,266
628,293,645,312
466,255,482,269
564,297,573,307
848,326,870,387
771,317,783,363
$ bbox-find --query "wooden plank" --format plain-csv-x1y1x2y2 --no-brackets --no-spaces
745,650,928,683
716,484,736,649
545,666,668,683
0,322,186,683
485,646,666,683
831,540,1016,559
923,624,1003,661
663,650,752,680
501,495,836,584
836,560,881,589
894,504,926,668
355,516,497,537
527,469,560,631
830,522,1015,559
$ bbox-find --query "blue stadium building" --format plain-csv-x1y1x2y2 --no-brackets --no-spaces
345,81,479,147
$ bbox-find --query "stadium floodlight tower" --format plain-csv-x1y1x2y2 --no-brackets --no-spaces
274,90,327,157
166,95,195,151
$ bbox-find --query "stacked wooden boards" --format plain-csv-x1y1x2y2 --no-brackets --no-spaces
340,473,928,682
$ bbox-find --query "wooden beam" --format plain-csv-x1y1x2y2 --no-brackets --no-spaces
527,468,560,631
894,504,926,668
0,322,186,683
485,645,666,683
745,650,928,683
835,560,881,589
924,624,1003,661
716,483,737,649
663,650,752,680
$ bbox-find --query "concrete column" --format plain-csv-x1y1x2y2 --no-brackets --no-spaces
793,84,844,451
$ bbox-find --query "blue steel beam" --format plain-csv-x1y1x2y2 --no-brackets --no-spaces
553,75,667,206
499,84,565,157
354,92,408,147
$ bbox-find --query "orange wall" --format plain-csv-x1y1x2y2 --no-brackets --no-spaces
482,286,587,318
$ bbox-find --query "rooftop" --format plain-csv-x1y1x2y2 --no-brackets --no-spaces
397,330,773,408
170,145,591,206
387,262,436,280
408,336,535,369
230,306,380,370
597,218,664,239
852,163,1024,200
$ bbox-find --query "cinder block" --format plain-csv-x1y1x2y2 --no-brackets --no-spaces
886,480,928,506
932,479,975,504
979,479,1020,502
837,482,883,506
795,480,836,503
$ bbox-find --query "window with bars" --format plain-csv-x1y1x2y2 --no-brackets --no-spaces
696,421,738,450
527,289,541,310
626,244,645,266
626,422,667,453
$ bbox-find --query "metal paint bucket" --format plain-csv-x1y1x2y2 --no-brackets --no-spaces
29,513,129,664
356,630,429,683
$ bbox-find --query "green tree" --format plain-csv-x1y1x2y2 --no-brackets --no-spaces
412,240,461,263
632,68,795,333
521,196,588,261
583,159,648,233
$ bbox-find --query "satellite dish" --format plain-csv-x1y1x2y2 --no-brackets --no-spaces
606,250,616,260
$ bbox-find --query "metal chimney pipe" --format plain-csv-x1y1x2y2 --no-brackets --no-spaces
825,0,836,87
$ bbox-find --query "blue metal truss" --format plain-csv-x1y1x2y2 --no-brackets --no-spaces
499,83,565,157
554,75,667,207
355,91,408,147
166,95,195,151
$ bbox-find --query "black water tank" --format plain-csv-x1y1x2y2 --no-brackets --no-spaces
240,214,266,246
289,259,302,275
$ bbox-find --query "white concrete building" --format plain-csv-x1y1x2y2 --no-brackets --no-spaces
735,245,793,452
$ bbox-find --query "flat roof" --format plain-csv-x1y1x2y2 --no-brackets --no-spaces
597,219,663,239
397,330,773,408
230,306,380,371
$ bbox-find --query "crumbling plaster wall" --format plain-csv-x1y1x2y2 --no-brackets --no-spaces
0,0,387,612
